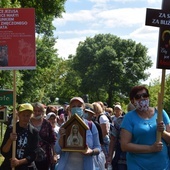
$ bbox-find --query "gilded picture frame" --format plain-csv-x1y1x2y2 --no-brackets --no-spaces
62,114,89,152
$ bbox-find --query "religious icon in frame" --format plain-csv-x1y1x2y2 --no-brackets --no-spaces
62,114,89,152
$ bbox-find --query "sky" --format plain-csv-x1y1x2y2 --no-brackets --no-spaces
53,0,170,85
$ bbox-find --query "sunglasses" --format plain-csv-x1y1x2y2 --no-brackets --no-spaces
134,93,149,100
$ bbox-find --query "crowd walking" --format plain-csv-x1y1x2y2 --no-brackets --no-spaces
1,85,170,170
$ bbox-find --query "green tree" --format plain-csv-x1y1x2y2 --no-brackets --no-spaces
164,74,170,115
147,74,170,116
17,0,66,35
147,78,161,107
0,0,20,8
0,0,67,104
17,35,61,104
0,0,66,35
55,57,85,104
72,34,153,106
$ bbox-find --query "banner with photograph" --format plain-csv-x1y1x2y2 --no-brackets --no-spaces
0,8,36,70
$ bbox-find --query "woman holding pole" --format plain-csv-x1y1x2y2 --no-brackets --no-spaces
120,85,170,170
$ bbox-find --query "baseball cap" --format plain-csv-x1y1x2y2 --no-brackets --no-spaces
18,103,33,113
46,112,57,120
114,104,122,110
85,103,95,114
70,97,84,105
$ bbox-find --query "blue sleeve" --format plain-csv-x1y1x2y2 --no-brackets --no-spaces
162,109,170,125
91,122,101,151
55,132,62,154
85,120,101,152
121,110,135,133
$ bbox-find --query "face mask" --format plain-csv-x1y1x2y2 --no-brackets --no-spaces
83,113,89,119
71,107,84,117
134,99,149,112
33,115,42,120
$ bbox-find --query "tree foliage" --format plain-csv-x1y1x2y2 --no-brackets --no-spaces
0,0,20,8
17,35,61,104
141,74,170,117
71,34,153,106
0,0,167,109
147,79,161,107
52,58,83,104
0,0,66,35
0,0,22,92
0,0,67,104
164,74,170,115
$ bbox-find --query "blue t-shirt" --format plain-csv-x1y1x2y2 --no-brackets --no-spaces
121,109,170,170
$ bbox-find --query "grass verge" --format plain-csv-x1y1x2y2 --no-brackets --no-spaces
0,154,4,165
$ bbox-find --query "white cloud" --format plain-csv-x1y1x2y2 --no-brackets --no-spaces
54,0,170,84
89,0,136,3
126,26,159,45
89,0,110,3
55,29,99,35
69,0,79,2
54,7,146,31
89,0,161,4
96,8,146,28
53,10,96,27
147,0,161,4
55,37,86,59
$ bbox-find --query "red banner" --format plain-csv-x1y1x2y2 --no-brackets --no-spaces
0,8,36,70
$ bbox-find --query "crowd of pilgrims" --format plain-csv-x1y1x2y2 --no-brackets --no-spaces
1,85,170,170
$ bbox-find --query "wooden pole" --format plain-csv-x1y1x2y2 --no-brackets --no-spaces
156,92,162,142
1,122,3,141
12,70,16,170
155,0,168,142
156,69,166,142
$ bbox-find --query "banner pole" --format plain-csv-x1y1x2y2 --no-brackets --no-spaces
156,69,166,142
12,70,17,170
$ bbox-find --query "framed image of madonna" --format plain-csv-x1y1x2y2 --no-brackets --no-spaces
62,114,89,152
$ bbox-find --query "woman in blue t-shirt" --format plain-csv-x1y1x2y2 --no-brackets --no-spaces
121,85,170,170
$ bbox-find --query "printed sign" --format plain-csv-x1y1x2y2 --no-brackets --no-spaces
0,8,36,70
0,89,13,105
146,7,170,69
157,28,170,69
146,8,170,28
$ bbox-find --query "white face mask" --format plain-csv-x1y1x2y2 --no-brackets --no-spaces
134,99,149,112
33,115,42,120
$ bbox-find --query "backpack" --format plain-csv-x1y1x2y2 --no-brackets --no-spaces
97,113,113,132
97,113,112,124
88,120,104,145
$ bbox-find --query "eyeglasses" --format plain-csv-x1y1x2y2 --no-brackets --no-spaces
134,93,149,100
